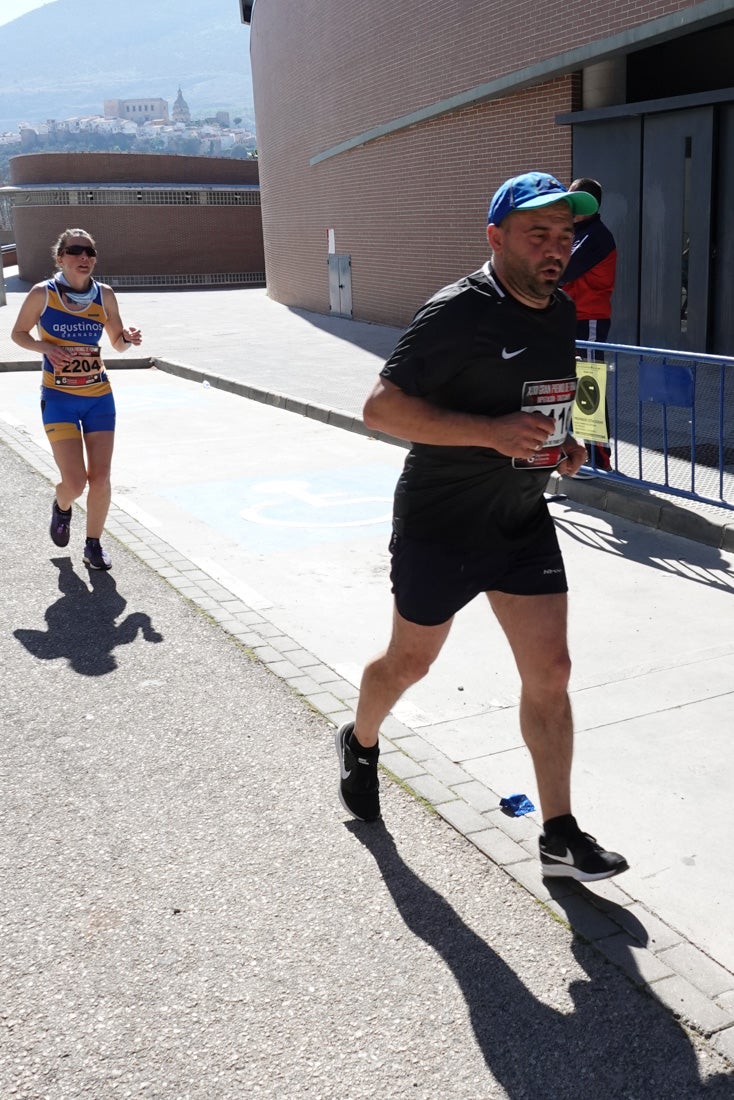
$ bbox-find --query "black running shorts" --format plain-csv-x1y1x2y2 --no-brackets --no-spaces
389,520,567,626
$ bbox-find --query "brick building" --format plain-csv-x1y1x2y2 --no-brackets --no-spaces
248,0,734,353
5,152,265,288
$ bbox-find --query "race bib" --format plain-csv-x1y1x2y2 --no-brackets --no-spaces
54,346,104,387
513,376,577,469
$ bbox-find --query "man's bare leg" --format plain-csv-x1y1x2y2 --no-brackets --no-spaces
487,591,573,821
353,604,453,748
488,590,628,879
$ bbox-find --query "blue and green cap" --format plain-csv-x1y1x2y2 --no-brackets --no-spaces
488,171,598,226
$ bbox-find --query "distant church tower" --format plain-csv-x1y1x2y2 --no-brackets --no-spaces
172,87,191,124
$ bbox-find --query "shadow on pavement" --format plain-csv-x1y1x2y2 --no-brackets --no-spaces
553,510,734,592
288,305,401,359
13,557,163,676
347,820,733,1099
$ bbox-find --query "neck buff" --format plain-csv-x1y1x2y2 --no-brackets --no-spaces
55,272,98,307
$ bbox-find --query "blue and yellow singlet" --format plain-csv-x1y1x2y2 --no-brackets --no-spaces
38,278,112,398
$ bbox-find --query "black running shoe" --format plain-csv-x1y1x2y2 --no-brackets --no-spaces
539,827,628,882
50,499,72,547
83,538,112,571
335,722,380,822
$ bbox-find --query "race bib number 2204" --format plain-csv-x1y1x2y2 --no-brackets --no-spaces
54,345,103,387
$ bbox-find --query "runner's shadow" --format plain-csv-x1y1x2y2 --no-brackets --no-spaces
552,508,734,593
13,557,163,676
347,821,733,1099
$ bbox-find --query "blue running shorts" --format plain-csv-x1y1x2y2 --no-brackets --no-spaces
41,388,116,442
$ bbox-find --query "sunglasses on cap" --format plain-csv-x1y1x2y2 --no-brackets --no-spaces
62,245,97,257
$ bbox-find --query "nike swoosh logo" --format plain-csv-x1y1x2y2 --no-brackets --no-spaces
337,732,352,780
501,346,527,359
546,847,575,865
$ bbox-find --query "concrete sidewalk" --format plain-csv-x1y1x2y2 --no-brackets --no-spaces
2,276,734,1079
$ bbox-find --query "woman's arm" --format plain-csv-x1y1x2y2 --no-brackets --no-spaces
101,285,142,352
11,285,70,370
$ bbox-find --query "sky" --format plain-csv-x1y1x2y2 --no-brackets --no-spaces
0,0,58,27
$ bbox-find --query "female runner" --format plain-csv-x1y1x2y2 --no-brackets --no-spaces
12,228,142,570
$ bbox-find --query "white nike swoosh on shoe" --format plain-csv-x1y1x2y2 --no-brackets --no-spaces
336,729,352,780
544,847,575,865
501,346,527,359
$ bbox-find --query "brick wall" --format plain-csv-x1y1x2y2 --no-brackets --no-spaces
250,0,701,325
9,154,264,285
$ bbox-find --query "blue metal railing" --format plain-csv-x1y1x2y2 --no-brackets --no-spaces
575,340,733,511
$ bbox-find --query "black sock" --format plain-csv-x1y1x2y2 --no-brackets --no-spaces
543,814,578,838
55,502,71,516
348,729,379,758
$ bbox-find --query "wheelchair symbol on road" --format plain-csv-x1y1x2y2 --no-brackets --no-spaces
240,479,392,528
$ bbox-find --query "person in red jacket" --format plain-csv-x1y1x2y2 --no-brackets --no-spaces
560,178,617,472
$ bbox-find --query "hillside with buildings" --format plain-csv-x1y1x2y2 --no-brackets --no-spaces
0,0,253,135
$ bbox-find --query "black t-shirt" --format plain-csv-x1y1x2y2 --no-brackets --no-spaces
381,262,577,547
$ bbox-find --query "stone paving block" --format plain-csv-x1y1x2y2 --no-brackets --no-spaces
136,553,168,568
284,675,325,697
652,975,734,1037
483,806,540,843
219,618,250,635
612,903,684,952
190,595,220,611
437,799,490,835
470,827,531,867
378,715,415,740
155,566,181,579
265,659,305,680
218,599,252,615
389,734,444,763
229,631,263,648
172,586,207,602
299,663,342,685
712,1025,734,1063
253,621,288,639
594,931,675,985
208,606,239,623
197,581,234,600
657,943,734,999
379,750,425,781
423,756,472,787
449,780,499,813
251,645,282,663
577,876,635,911
319,679,359,701
275,646,317,668
508,860,577,905
236,611,269,626
406,773,455,806
303,691,344,715
545,898,625,946
327,709,353,730
716,990,734,1013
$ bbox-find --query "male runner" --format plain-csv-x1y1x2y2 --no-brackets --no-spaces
336,171,628,882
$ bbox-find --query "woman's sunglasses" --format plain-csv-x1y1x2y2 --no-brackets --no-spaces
62,245,97,257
